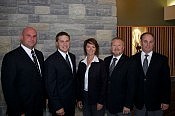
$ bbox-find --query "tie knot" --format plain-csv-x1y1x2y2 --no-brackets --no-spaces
113,58,117,62
145,54,149,58
31,50,34,54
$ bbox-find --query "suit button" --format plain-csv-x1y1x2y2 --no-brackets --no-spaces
108,81,111,84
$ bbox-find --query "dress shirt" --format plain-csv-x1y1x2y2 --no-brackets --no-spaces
21,44,41,74
110,54,123,66
21,44,33,60
141,51,153,67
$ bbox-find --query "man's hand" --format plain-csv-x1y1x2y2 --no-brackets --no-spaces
77,101,83,109
123,106,130,114
97,103,103,110
56,108,65,116
161,103,169,110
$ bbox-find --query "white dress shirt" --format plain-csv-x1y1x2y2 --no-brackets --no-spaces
81,55,99,91
141,51,153,67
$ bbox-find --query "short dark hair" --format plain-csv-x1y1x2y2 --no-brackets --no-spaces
83,38,99,56
140,32,154,40
55,31,70,42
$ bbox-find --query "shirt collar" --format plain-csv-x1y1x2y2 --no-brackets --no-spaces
81,55,99,65
58,49,68,59
112,53,123,60
21,44,34,55
141,51,153,57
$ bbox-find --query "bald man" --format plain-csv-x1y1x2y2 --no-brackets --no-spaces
1,27,45,116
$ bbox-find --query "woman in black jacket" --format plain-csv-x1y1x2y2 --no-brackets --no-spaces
76,38,107,116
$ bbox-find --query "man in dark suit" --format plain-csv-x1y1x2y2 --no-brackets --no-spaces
44,32,76,116
1,27,45,116
130,32,171,116
104,37,135,116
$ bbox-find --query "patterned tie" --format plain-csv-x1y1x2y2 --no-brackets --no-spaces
66,54,71,68
143,54,149,75
109,58,117,76
31,50,41,76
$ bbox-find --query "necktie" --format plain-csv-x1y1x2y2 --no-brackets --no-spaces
143,54,149,75
66,54,71,68
109,58,117,76
31,50,41,76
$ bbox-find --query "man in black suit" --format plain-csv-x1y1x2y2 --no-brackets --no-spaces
130,32,171,116
44,32,76,116
104,37,135,116
1,27,45,116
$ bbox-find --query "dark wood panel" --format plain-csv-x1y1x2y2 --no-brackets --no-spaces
116,26,132,56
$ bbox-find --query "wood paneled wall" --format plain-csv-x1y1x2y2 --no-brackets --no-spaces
116,26,132,56
116,26,175,76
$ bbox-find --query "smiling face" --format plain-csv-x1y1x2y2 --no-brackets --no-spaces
20,27,37,49
111,39,124,57
86,43,96,56
141,33,155,53
83,38,99,56
56,35,70,53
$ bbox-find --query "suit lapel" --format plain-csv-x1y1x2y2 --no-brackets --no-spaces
136,52,145,75
106,56,113,74
18,46,35,65
108,55,113,66
56,51,73,74
114,54,125,69
147,52,156,74
69,53,76,74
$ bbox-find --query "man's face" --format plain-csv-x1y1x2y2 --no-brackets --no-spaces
20,27,37,49
56,35,70,53
141,34,155,53
111,39,124,56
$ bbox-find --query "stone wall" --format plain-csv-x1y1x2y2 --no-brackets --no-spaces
0,0,117,115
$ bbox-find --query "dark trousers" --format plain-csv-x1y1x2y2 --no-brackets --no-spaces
82,91,105,116
7,110,43,116
7,103,43,116
106,110,131,116
52,108,75,116
134,106,163,116
52,112,74,116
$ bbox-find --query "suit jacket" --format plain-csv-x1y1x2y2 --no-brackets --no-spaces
104,54,136,114
1,46,44,116
130,51,171,111
44,51,76,114
77,58,107,105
